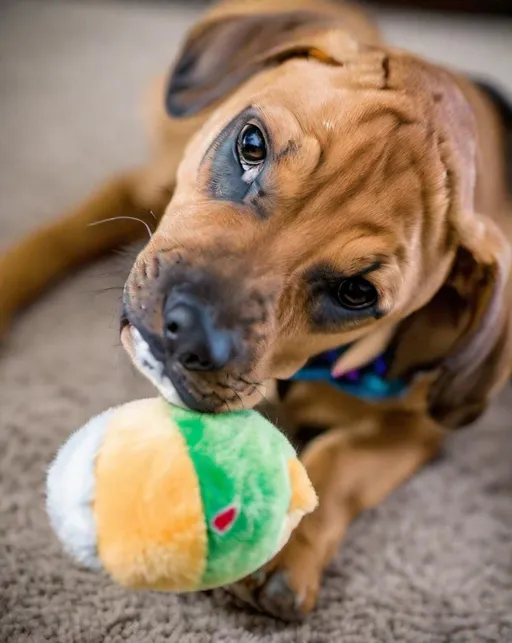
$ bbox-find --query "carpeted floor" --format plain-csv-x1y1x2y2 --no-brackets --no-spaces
1,1,512,641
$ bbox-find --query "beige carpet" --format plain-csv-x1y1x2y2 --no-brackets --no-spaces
1,1,512,641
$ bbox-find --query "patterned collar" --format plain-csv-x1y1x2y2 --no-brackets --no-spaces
290,344,409,401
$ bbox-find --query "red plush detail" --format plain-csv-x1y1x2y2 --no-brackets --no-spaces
212,505,238,533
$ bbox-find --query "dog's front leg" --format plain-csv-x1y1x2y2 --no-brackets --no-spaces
229,408,443,620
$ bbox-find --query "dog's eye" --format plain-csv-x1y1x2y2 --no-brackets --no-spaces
237,124,266,170
337,277,377,310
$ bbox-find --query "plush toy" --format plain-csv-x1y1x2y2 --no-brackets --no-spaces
46,397,317,592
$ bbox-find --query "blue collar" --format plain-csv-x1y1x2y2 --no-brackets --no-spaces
290,344,409,402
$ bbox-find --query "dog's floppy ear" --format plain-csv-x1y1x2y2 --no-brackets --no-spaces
387,59,511,427
166,10,351,117
427,214,511,427
389,212,510,428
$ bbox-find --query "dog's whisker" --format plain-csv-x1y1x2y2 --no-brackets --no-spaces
249,382,273,420
227,376,269,416
111,248,139,260
89,286,125,296
89,216,153,241
109,303,124,330
239,375,263,388
230,388,246,410
211,390,233,413
90,269,128,279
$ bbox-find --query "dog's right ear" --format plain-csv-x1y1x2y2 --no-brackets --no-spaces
166,10,351,118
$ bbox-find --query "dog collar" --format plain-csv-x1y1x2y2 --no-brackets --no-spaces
290,345,409,401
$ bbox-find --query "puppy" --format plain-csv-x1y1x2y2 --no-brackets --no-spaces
1,0,511,619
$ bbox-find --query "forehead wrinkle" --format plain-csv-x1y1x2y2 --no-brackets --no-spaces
283,141,388,229
306,139,426,248
318,141,391,215
342,221,392,240
313,101,424,193
326,232,398,271
316,222,396,266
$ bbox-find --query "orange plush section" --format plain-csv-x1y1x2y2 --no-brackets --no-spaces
287,458,318,515
93,399,206,591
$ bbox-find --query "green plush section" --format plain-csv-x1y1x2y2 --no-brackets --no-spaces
171,407,295,589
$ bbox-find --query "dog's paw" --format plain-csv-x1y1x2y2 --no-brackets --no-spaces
227,537,321,620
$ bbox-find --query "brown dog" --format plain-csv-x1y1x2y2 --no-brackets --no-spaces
1,0,512,619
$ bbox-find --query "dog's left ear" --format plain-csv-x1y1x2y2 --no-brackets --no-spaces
427,212,511,427
389,211,510,429
165,10,355,117
422,65,512,427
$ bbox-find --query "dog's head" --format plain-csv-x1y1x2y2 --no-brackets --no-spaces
121,9,511,422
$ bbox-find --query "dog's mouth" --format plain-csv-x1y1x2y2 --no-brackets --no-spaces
120,322,213,411
120,321,266,413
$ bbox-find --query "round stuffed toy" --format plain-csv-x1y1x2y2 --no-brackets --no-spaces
46,398,317,592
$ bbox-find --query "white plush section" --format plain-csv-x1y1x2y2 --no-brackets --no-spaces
131,327,186,408
46,409,113,570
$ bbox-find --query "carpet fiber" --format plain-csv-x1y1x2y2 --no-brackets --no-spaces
1,1,512,641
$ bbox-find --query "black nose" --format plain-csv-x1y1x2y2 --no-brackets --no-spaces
163,294,233,371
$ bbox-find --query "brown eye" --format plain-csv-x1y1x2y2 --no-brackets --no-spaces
237,124,266,168
337,277,377,310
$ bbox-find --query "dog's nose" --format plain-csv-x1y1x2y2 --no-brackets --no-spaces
163,295,233,371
